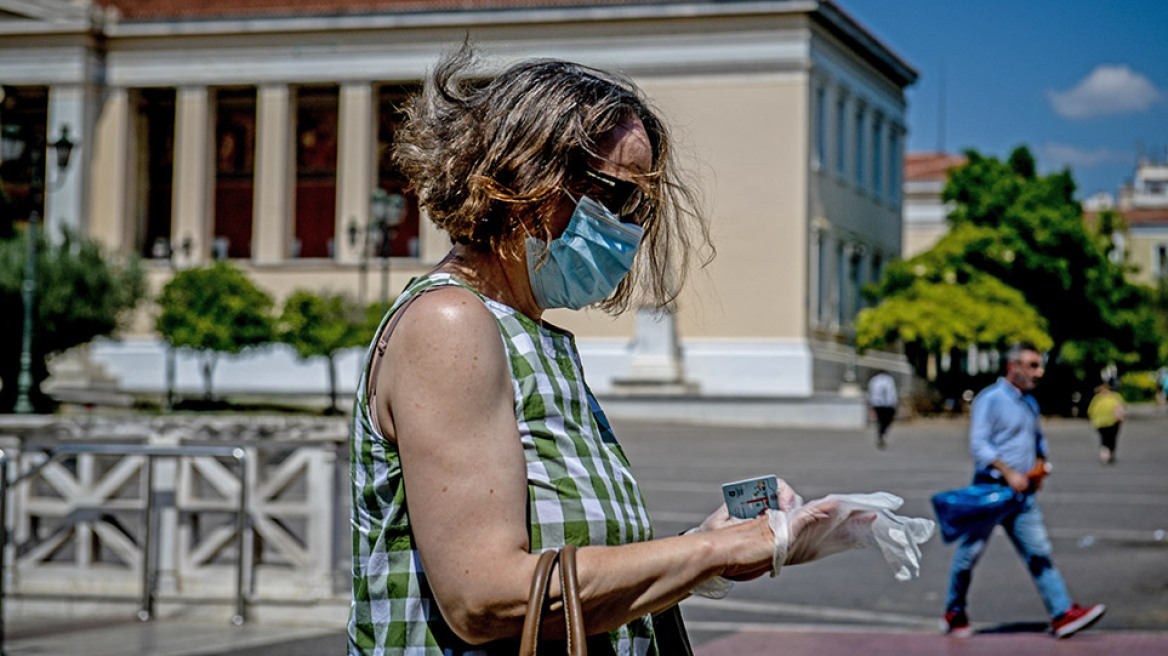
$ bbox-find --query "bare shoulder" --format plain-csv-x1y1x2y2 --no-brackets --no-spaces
394,285,499,341
383,285,509,395
374,285,510,442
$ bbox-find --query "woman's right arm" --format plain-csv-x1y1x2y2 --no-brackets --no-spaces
376,288,780,643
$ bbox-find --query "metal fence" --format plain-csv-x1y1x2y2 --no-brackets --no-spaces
0,416,350,655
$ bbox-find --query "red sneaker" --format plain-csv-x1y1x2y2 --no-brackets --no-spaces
1052,603,1106,638
943,610,974,638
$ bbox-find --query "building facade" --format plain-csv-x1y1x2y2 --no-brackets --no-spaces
1083,156,1168,286
901,151,965,257
1,0,916,423
1116,158,1168,286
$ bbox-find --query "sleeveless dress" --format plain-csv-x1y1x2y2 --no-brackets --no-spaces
347,273,658,656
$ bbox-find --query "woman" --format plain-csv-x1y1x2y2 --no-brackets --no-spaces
348,46,870,655
1086,378,1124,465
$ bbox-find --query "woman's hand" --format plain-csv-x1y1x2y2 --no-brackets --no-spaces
780,497,877,566
692,477,802,533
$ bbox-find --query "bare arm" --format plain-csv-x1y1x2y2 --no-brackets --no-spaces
376,288,774,644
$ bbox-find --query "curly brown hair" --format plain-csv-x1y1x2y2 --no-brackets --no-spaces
393,43,712,313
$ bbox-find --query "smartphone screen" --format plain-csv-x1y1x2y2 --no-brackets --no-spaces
722,475,779,519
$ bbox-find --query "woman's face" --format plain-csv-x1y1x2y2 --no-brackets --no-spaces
545,116,654,238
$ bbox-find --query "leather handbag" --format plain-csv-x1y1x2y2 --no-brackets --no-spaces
519,545,587,656
651,604,695,656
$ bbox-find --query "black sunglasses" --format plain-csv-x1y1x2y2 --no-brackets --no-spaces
581,168,647,222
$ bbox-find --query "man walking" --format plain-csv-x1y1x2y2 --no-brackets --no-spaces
867,370,898,449
944,342,1105,639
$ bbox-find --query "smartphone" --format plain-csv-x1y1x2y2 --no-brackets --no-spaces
722,475,780,519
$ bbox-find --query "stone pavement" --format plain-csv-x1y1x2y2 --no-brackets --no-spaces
5,619,1168,655
695,625,1168,655
4,409,1166,654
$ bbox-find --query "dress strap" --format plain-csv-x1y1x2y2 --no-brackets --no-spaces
366,291,427,437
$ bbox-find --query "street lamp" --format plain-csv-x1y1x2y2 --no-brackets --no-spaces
2,124,76,414
350,189,405,307
371,188,405,305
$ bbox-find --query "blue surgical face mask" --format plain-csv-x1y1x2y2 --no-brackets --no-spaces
525,195,644,310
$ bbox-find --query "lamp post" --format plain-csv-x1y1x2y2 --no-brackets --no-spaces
371,188,406,305
347,218,370,308
350,189,405,307
2,124,76,414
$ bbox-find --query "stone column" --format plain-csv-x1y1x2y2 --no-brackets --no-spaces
45,83,95,242
335,82,374,265
172,86,213,267
253,84,294,265
89,87,132,251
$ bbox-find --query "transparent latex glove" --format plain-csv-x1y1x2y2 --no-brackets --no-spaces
685,477,802,598
768,492,936,580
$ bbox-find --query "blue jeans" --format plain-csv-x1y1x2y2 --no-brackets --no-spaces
946,490,1072,619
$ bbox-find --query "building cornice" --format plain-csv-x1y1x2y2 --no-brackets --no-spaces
0,0,109,35
98,1,810,36
810,1,917,87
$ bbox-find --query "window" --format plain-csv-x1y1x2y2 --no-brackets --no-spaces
0,85,49,229
815,85,827,169
854,106,865,189
889,129,901,204
376,84,423,258
872,118,884,200
817,232,830,324
213,87,256,259
849,247,864,319
1157,244,1168,280
133,88,176,260
836,242,846,326
294,85,339,259
835,94,847,176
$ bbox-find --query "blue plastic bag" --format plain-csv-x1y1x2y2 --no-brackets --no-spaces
930,484,1024,543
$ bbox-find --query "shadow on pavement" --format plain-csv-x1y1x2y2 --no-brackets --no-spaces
976,620,1050,634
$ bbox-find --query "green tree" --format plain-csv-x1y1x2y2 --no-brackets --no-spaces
276,290,368,414
857,229,1054,401
156,262,274,402
864,146,1164,411
0,229,146,412
941,148,1160,373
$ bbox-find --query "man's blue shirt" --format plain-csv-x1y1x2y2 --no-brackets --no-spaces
969,377,1048,475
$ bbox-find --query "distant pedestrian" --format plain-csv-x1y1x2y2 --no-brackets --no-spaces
1158,367,1168,409
868,370,898,449
943,342,1105,639
1087,377,1124,465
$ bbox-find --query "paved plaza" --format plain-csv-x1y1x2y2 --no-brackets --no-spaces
4,406,1167,654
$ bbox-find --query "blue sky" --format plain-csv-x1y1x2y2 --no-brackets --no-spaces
841,0,1168,199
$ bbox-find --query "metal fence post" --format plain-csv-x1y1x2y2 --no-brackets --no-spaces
137,456,155,621
232,447,248,626
0,448,9,656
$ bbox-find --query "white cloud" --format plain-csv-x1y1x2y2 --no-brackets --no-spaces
1047,64,1162,119
1039,143,1128,170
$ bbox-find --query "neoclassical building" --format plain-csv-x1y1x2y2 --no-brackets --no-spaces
1,0,916,426
1085,157,1168,287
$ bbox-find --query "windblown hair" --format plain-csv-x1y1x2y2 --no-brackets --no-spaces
393,43,712,313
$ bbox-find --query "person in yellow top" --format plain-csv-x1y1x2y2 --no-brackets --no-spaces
1086,378,1125,465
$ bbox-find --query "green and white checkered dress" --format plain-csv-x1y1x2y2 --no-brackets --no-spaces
348,273,657,656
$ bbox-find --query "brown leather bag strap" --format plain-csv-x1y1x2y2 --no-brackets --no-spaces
559,545,587,656
519,550,560,656
518,547,587,656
